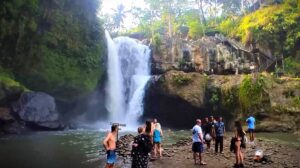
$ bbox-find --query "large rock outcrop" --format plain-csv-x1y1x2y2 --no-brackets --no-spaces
145,70,300,131
144,70,211,128
151,35,266,75
11,92,63,130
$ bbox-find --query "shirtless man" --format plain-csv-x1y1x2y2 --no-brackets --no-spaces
103,124,118,168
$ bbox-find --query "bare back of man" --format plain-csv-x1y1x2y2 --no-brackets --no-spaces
103,125,118,168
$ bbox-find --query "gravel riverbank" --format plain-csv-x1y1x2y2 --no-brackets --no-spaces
105,134,300,168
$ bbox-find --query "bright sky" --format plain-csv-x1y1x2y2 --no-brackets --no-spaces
100,0,148,29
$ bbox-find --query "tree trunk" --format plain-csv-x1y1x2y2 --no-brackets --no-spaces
197,0,206,36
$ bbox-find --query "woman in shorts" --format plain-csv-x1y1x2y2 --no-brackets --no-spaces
153,123,163,158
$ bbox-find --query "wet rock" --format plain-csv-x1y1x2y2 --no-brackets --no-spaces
0,107,13,121
116,134,134,158
11,92,63,130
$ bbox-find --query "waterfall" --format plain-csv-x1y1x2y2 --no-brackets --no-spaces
105,31,151,129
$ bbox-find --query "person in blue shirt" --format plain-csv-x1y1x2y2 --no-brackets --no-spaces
153,123,163,158
214,117,225,154
246,114,256,142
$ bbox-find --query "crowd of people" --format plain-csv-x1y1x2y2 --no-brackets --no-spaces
192,115,256,168
102,115,256,168
103,118,163,168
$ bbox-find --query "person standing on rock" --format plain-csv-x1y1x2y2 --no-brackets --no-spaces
103,124,118,168
246,114,255,142
131,127,143,167
234,121,246,168
131,121,153,168
192,119,207,165
214,117,225,154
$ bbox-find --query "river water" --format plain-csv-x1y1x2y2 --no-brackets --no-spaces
0,130,299,168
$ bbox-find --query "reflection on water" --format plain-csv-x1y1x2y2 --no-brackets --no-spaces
256,132,300,147
0,130,299,168
0,130,107,168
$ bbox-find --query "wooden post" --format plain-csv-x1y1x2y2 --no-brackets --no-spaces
110,123,126,141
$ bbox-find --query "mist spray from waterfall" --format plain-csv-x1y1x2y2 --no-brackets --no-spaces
105,31,151,129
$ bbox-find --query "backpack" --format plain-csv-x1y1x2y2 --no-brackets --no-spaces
139,134,153,154
230,137,236,152
241,135,247,148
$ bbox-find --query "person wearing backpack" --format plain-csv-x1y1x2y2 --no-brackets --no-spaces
214,117,225,154
234,121,246,168
131,121,153,168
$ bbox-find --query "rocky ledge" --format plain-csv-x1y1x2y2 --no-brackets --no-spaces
144,70,300,132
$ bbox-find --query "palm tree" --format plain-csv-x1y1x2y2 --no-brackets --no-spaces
112,3,128,33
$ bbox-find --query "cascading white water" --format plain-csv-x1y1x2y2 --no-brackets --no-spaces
105,31,151,128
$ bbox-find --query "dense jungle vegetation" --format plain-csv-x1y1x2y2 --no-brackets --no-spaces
103,0,300,77
0,0,299,101
0,0,106,100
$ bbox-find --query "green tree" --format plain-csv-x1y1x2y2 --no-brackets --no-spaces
0,0,106,100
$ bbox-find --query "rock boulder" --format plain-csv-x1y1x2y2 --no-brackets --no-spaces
12,92,63,130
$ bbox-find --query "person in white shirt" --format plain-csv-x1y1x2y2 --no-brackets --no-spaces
192,119,207,165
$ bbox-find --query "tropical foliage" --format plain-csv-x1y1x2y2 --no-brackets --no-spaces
218,0,300,76
0,0,106,99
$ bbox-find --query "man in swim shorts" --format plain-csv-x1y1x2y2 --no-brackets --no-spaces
192,119,207,165
103,124,118,168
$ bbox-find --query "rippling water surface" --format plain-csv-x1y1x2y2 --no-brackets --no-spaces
0,130,108,168
0,130,299,168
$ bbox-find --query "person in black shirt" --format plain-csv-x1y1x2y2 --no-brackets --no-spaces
202,117,212,151
131,122,153,168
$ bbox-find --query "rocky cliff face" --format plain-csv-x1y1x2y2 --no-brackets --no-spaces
144,70,300,131
151,35,274,75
